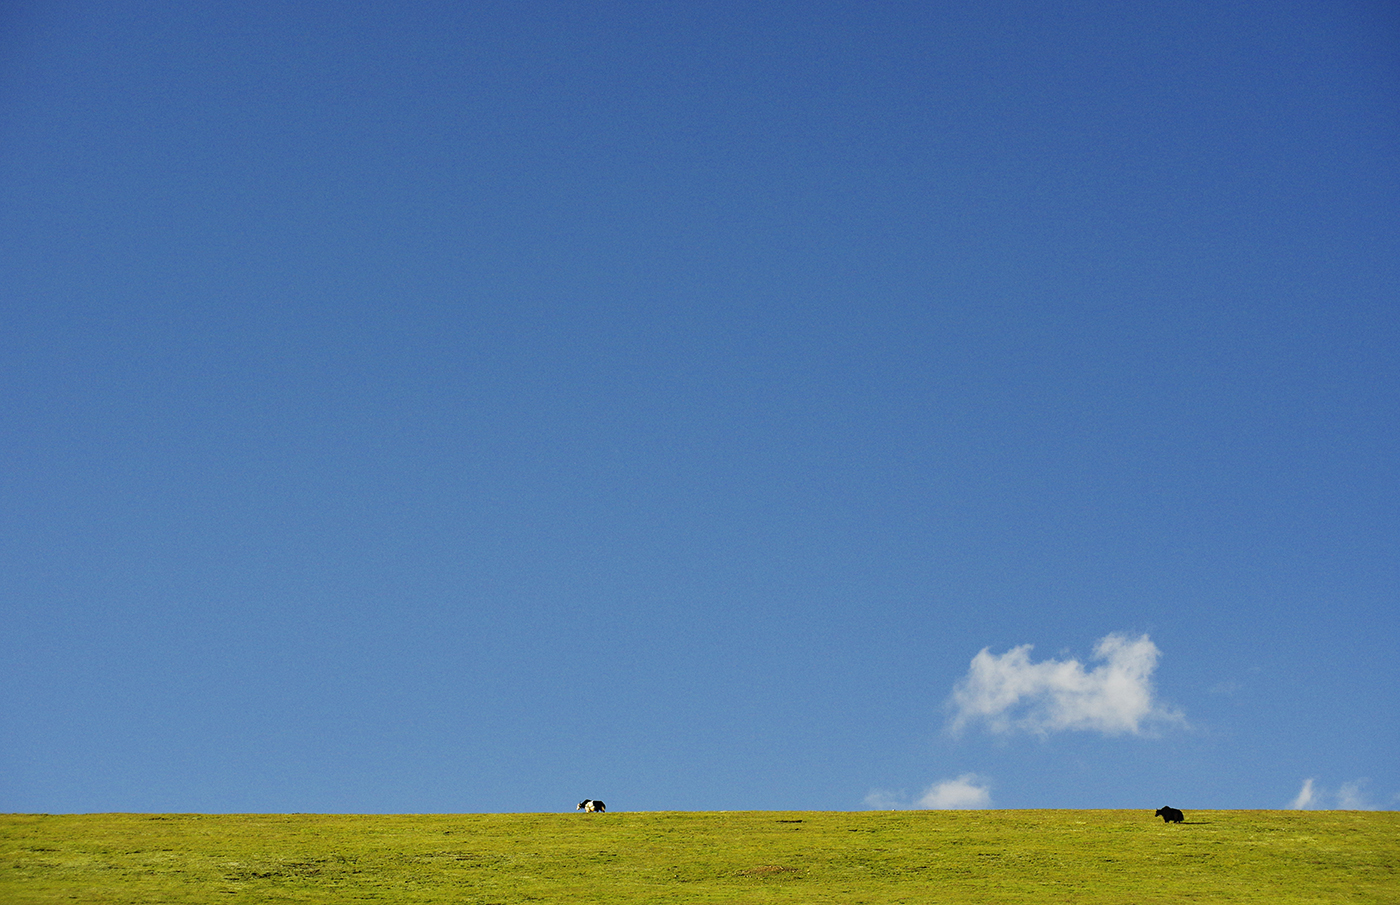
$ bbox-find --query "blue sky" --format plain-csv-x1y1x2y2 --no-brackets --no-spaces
2,0,1396,814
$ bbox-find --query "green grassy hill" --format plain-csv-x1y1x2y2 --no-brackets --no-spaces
3,809,1397,903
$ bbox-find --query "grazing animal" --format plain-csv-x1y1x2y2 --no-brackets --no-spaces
1155,806,1184,823
577,799,606,813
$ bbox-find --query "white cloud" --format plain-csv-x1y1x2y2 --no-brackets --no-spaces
917,774,993,809
865,774,993,810
1336,781,1371,810
1290,778,1377,810
946,633,1184,737
863,789,906,810
1290,778,1317,809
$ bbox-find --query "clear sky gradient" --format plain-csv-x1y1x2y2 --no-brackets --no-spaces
3,1,1397,814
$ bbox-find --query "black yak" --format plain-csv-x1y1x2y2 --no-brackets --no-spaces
1155,806,1184,823
577,799,606,813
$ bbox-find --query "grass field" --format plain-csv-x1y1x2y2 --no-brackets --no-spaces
3,810,1396,904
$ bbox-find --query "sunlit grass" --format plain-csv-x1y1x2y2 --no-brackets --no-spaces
3,809,1396,903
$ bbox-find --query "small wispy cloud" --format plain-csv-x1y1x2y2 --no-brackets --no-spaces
1290,778,1317,809
946,633,1184,737
1337,782,1371,810
1292,778,1378,810
863,789,906,810
865,774,993,810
